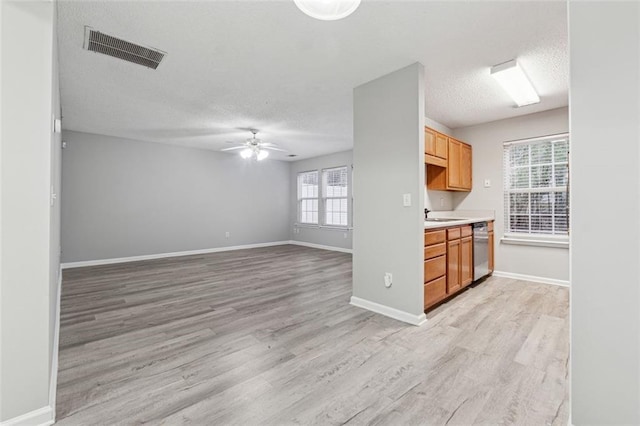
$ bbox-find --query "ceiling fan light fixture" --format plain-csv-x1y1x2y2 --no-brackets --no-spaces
293,0,361,21
256,150,269,161
240,148,253,159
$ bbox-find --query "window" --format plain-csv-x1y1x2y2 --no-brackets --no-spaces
503,134,569,238
297,166,350,228
297,170,319,224
322,166,348,227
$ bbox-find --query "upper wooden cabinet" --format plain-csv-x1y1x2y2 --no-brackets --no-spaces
425,128,472,192
424,127,448,167
460,142,472,190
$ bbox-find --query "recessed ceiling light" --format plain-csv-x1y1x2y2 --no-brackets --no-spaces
490,59,540,107
293,0,361,21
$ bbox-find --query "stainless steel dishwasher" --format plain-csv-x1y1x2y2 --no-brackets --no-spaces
473,222,489,281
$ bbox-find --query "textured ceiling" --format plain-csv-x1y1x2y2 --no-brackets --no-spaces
57,1,568,161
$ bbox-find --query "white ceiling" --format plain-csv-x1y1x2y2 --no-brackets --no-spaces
57,1,568,161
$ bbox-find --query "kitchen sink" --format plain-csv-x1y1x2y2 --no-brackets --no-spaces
425,218,463,222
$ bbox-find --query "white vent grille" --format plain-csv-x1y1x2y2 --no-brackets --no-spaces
83,27,166,69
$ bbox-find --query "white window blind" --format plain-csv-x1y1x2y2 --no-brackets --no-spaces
322,166,348,227
298,170,319,224
503,134,569,236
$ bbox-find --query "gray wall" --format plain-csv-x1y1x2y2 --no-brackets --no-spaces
1,1,56,421
289,150,353,250
50,1,62,385
61,131,290,262
452,107,570,283
352,63,425,320
570,2,640,423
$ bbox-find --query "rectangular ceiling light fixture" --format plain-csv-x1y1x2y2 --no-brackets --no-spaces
83,26,166,69
490,59,540,107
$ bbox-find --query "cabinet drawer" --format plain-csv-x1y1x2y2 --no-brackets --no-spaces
424,275,447,309
447,227,461,240
461,225,472,238
488,221,494,232
424,230,446,246
424,242,446,260
424,255,446,282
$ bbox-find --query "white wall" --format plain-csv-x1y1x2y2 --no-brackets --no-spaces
569,2,640,424
289,150,353,250
0,1,55,422
452,107,569,283
352,63,426,324
61,131,291,263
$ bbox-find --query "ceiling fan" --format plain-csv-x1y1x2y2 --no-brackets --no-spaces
221,129,286,161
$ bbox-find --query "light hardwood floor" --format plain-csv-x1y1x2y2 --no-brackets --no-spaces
56,245,569,425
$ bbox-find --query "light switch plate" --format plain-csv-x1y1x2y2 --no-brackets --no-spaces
484,179,491,188
402,193,412,207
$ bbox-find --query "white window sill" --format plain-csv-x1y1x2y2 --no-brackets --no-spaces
501,236,569,249
295,223,352,231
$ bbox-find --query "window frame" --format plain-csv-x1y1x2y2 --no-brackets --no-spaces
296,165,351,229
297,170,319,225
503,133,569,246
321,166,349,228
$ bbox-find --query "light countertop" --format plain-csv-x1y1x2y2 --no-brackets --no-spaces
424,210,495,229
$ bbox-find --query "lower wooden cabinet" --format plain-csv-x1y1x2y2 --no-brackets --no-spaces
448,225,473,291
424,224,476,310
423,229,448,309
447,238,461,294
461,235,473,287
488,221,495,273
424,276,447,308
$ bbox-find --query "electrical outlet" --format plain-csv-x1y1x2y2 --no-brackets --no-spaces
343,232,348,239
384,272,393,288
225,231,230,238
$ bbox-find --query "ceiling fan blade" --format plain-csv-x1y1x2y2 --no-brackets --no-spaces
221,146,246,151
263,146,288,152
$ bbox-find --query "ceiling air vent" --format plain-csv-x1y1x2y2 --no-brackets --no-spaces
83,26,166,70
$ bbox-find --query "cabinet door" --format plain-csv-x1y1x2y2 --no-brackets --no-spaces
461,143,472,190
488,230,494,273
447,239,461,294
425,128,436,156
435,133,448,159
461,236,473,286
447,139,461,188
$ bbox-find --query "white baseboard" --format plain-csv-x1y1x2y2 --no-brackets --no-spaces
61,241,291,269
350,296,427,326
0,406,54,426
48,268,62,422
492,270,570,287
288,240,352,254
